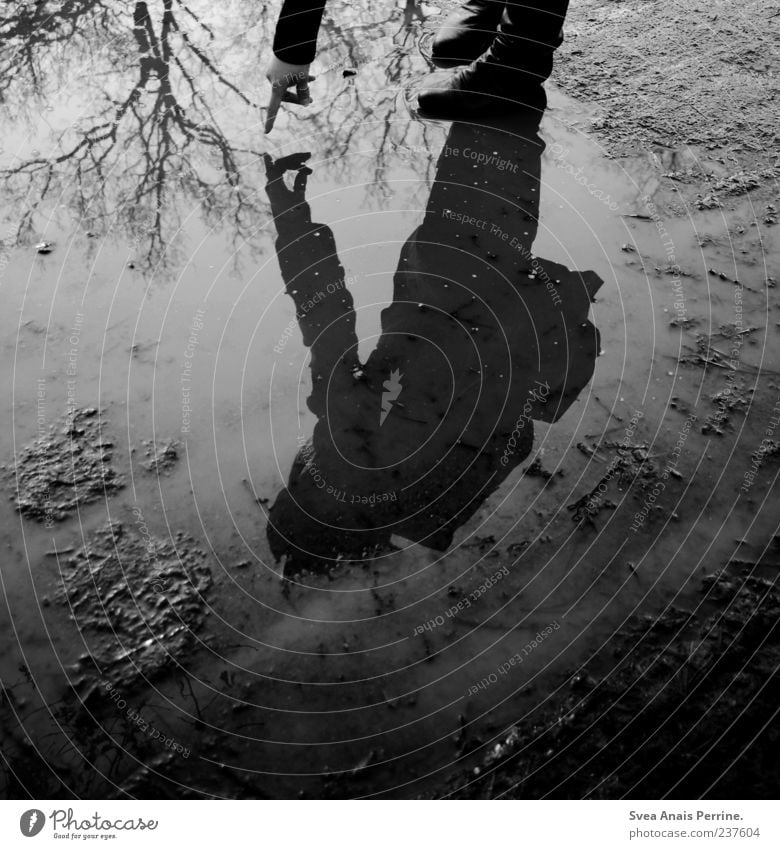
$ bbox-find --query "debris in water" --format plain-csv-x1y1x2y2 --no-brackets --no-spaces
141,439,181,475
695,194,722,210
669,316,699,329
461,534,497,552
44,546,75,557
568,441,660,526
702,382,753,434
524,457,554,479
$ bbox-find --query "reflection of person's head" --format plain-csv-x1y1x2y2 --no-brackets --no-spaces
267,470,391,572
267,112,602,576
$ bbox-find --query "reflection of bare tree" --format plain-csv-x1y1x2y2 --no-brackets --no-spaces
1,0,265,269
1,0,443,270
0,0,126,100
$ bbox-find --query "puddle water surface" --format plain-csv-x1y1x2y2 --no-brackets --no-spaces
0,0,778,798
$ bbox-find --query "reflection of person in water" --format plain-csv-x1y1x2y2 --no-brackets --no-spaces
265,110,602,575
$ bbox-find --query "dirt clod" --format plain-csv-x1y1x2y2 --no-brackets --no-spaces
7,408,124,521
140,439,181,475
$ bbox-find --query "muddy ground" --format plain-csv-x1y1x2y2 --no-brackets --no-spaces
0,0,778,799
446,568,780,798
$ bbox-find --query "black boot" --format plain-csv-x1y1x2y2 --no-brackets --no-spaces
430,0,505,68
419,0,567,119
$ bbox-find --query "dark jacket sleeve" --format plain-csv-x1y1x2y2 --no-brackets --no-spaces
273,0,327,65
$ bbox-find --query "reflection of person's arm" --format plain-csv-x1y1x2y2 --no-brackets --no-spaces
265,155,360,414
274,218,360,416
274,216,352,349
273,0,327,65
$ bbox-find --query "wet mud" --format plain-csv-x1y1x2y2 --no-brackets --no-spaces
56,521,213,694
5,408,124,522
446,566,780,799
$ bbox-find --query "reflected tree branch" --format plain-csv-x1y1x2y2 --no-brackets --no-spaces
1,0,265,269
1,0,443,270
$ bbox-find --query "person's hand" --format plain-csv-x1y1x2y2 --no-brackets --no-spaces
265,56,315,134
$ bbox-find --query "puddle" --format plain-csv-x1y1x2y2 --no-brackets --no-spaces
0,0,778,799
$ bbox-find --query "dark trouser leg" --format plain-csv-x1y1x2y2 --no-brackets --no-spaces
431,0,506,68
419,0,569,117
484,0,569,84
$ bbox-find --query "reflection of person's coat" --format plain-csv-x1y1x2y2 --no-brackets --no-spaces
267,117,602,571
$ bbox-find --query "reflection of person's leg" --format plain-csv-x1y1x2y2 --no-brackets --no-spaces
420,0,569,118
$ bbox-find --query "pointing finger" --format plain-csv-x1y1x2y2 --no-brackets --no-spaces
265,86,285,134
